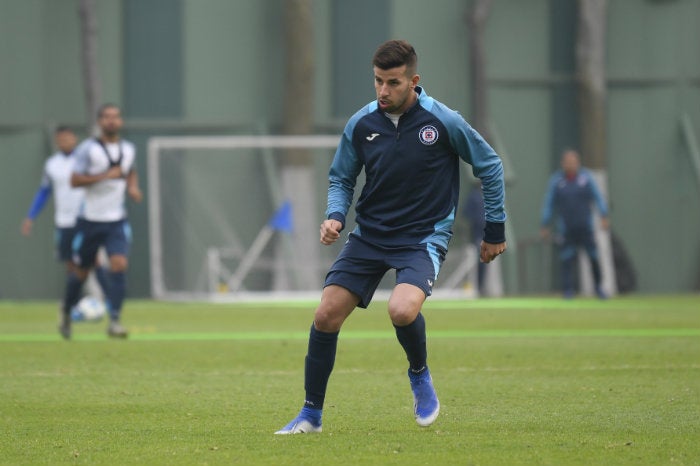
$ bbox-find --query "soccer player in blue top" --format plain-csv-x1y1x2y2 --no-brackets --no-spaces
59,104,142,340
540,149,609,299
276,40,507,434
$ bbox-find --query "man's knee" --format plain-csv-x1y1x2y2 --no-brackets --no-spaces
109,255,128,273
73,266,90,282
64,261,77,275
388,284,425,326
314,285,358,332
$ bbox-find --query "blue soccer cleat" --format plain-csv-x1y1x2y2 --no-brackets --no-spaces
274,407,322,435
408,367,440,427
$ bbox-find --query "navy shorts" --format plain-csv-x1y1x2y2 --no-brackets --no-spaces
54,227,77,262
324,234,447,308
72,218,132,268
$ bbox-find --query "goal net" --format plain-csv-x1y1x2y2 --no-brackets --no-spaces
147,135,479,302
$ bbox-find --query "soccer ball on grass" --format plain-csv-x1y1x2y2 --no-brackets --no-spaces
71,296,107,322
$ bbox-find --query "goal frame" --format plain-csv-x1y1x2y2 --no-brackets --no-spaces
147,135,340,301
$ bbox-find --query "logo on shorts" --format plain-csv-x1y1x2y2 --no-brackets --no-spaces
427,279,434,288
419,125,438,145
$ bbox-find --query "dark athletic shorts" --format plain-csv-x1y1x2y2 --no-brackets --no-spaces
54,227,77,262
324,233,447,308
72,218,132,268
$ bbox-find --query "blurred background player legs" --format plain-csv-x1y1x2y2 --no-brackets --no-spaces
63,219,132,338
559,228,604,299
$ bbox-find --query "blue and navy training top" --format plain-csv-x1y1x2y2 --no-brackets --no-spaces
326,86,506,250
540,168,608,233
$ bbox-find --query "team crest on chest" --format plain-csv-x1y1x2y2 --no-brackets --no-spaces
419,125,439,145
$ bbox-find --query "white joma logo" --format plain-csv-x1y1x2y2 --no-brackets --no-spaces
366,133,380,141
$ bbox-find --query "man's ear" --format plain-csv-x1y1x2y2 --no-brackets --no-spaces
411,74,420,89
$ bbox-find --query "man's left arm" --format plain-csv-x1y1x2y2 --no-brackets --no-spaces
124,144,142,203
447,118,507,262
126,169,142,203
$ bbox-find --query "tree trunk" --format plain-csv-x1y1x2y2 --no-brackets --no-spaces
78,0,101,135
466,0,494,142
283,0,314,164
277,0,318,291
576,0,607,169
576,0,616,296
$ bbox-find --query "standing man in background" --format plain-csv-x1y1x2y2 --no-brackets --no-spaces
540,148,609,299
276,40,507,434
21,126,110,309
60,104,142,340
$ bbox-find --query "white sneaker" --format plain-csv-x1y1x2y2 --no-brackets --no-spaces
107,321,128,339
275,415,322,434
58,310,71,340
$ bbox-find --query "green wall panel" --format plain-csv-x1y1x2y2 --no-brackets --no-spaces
42,1,84,122
331,0,389,117
124,0,183,118
182,0,284,126
389,0,471,113
490,87,552,237
0,130,60,299
608,88,698,292
608,0,689,78
0,1,43,126
487,0,550,80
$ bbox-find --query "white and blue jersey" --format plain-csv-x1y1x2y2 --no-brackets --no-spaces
541,168,608,234
71,137,136,267
72,138,137,222
326,86,506,250
27,152,85,228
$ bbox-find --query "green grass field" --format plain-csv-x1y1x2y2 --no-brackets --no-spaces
1,295,699,465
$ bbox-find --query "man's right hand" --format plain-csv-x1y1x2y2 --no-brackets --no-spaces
21,218,33,236
320,219,343,245
105,166,123,179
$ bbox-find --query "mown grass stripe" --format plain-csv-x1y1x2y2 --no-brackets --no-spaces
1,327,699,342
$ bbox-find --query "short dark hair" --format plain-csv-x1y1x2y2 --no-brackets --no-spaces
97,103,120,119
54,125,73,134
561,147,580,159
372,40,417,75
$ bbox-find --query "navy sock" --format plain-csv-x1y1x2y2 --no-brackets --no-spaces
94,266,111,302
62,273,84,317
394,312,427,373
303,324,339,410
106,271,126,321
